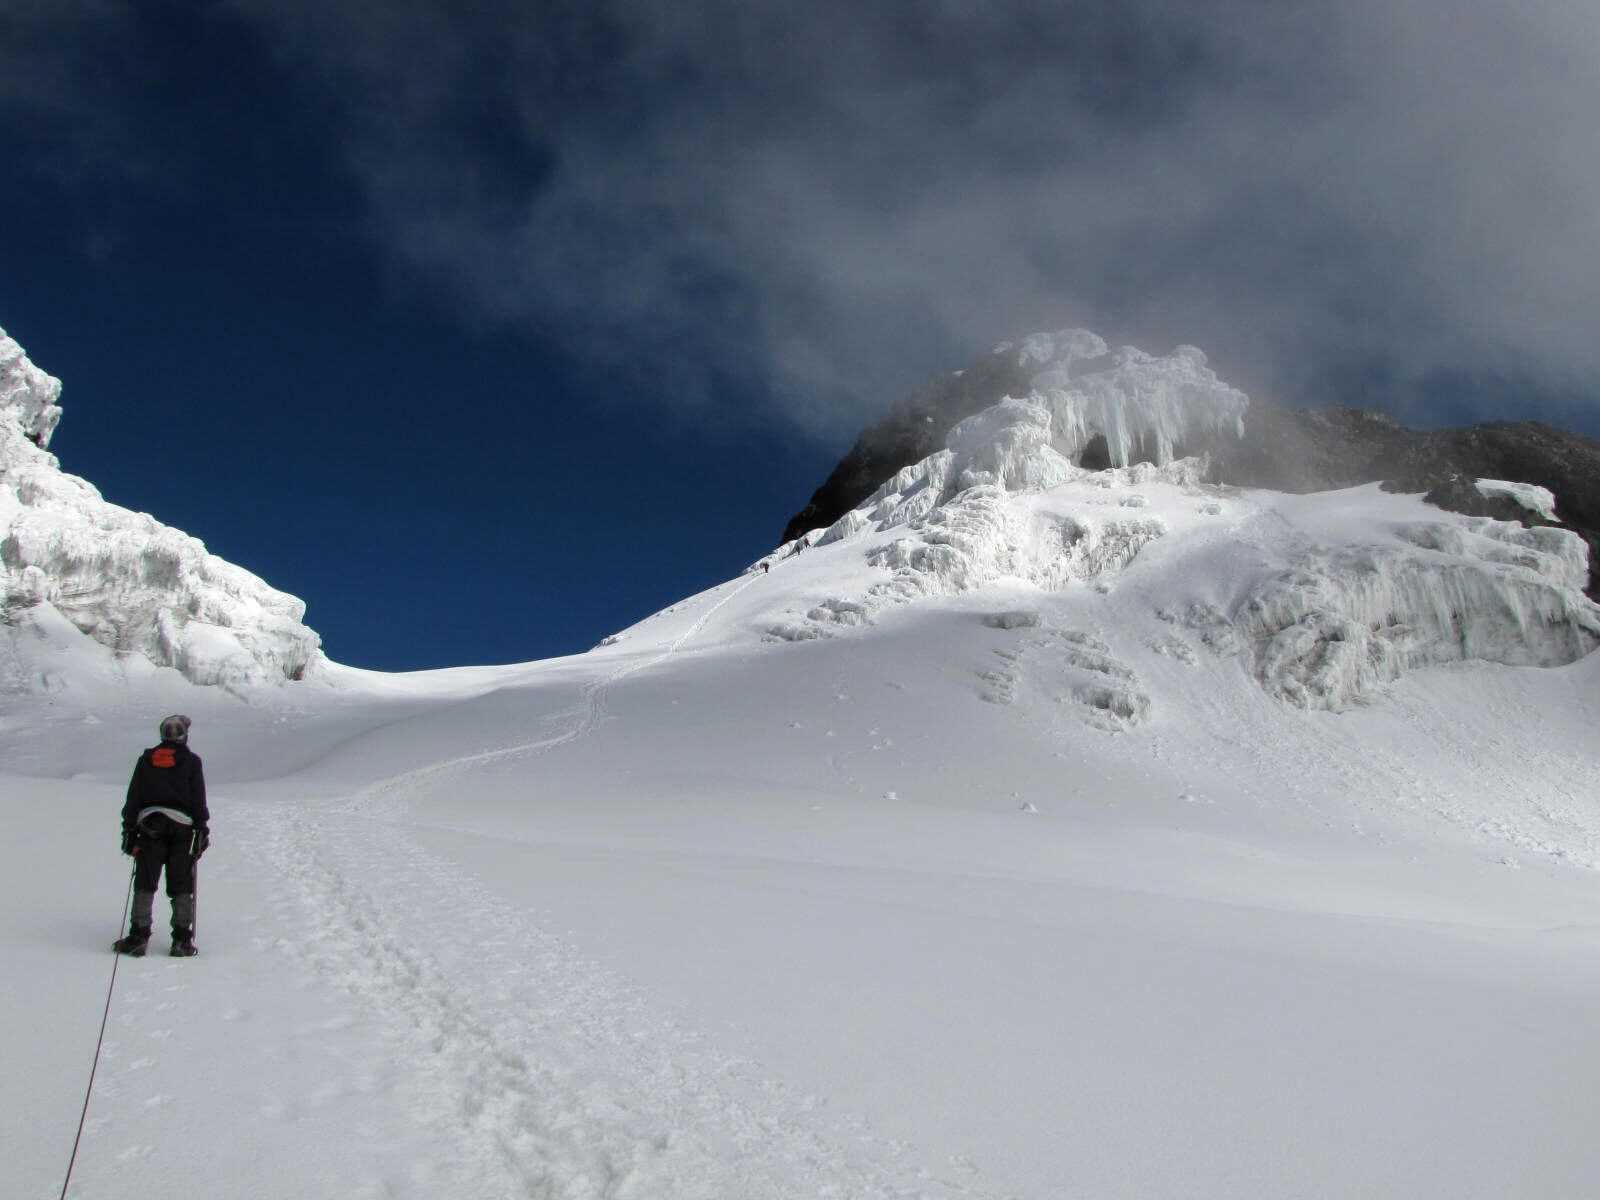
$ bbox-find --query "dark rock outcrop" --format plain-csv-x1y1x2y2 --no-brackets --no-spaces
1214,412,1600,596
780,347,1033,544
784,355,1600,598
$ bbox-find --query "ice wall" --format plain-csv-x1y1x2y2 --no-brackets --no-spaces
1,327,322,690
1005,331,1249,468
1237,517,1600,709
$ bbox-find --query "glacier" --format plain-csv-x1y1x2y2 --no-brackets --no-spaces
0,328,322,691
6,325,1600,1200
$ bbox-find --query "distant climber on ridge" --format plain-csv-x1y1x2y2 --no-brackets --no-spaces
114,715,209,958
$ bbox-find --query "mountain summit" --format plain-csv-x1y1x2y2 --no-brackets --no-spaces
755,331,1598,712
786,330,1600,598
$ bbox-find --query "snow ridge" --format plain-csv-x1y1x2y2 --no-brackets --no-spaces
0,327,321,690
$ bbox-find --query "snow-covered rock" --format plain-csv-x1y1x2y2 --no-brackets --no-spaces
1,327,321,690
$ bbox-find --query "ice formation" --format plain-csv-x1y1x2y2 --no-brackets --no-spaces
999,331,1249,468
1,328,322,690
796,334,1245,562
1475,478,1559,522
763,395,1199,643
764,340,1239,643
759,331,1599,711
1238,513,1600,708
1,333,62,450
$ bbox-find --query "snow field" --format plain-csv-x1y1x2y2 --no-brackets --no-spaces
5,323,1600,1198
5,780,467,1200
254,801,996,1199
7,571,1600,1197
374,601,1600,1199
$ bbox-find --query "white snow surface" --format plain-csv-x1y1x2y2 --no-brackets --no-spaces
7,484,1600,1199
6,327,1600,1199
1,329,321,691
1476,476,1561,521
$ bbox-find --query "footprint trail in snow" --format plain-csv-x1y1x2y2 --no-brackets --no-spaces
248,808,996,1199
338,573,759,821
241,572,1000,1198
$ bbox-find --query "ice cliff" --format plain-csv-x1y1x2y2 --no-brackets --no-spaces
1,328,321,691
1233,509,1599,708
782,330,1248,544
761,332,1600,711
1009,331,1248,469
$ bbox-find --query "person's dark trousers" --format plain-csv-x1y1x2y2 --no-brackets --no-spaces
133,827,197,913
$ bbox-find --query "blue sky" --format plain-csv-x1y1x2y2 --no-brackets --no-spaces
4,1,1597,669
2,2,838,668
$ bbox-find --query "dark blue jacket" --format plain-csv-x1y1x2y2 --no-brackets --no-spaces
122,741,209,836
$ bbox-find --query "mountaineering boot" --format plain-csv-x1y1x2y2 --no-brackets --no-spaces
115,890,156,955
113,925,151,956
170,893,197,956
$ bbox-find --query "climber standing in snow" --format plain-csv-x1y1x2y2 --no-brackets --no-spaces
115,715,209,958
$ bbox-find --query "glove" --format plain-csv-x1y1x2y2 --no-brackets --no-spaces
193,828,210,859
121,829,137,856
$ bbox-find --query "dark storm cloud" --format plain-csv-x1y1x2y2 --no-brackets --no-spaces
104,3,1600,427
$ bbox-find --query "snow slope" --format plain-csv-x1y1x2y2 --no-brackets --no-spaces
1,329,321,691
5,331,1600,1199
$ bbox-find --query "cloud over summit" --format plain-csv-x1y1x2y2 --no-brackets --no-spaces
22,1,1600,433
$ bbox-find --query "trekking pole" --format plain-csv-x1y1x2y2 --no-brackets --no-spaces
60,862,137,1200
191,824,202,950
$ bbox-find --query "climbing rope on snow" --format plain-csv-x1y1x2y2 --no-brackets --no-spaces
59,863,136,1200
